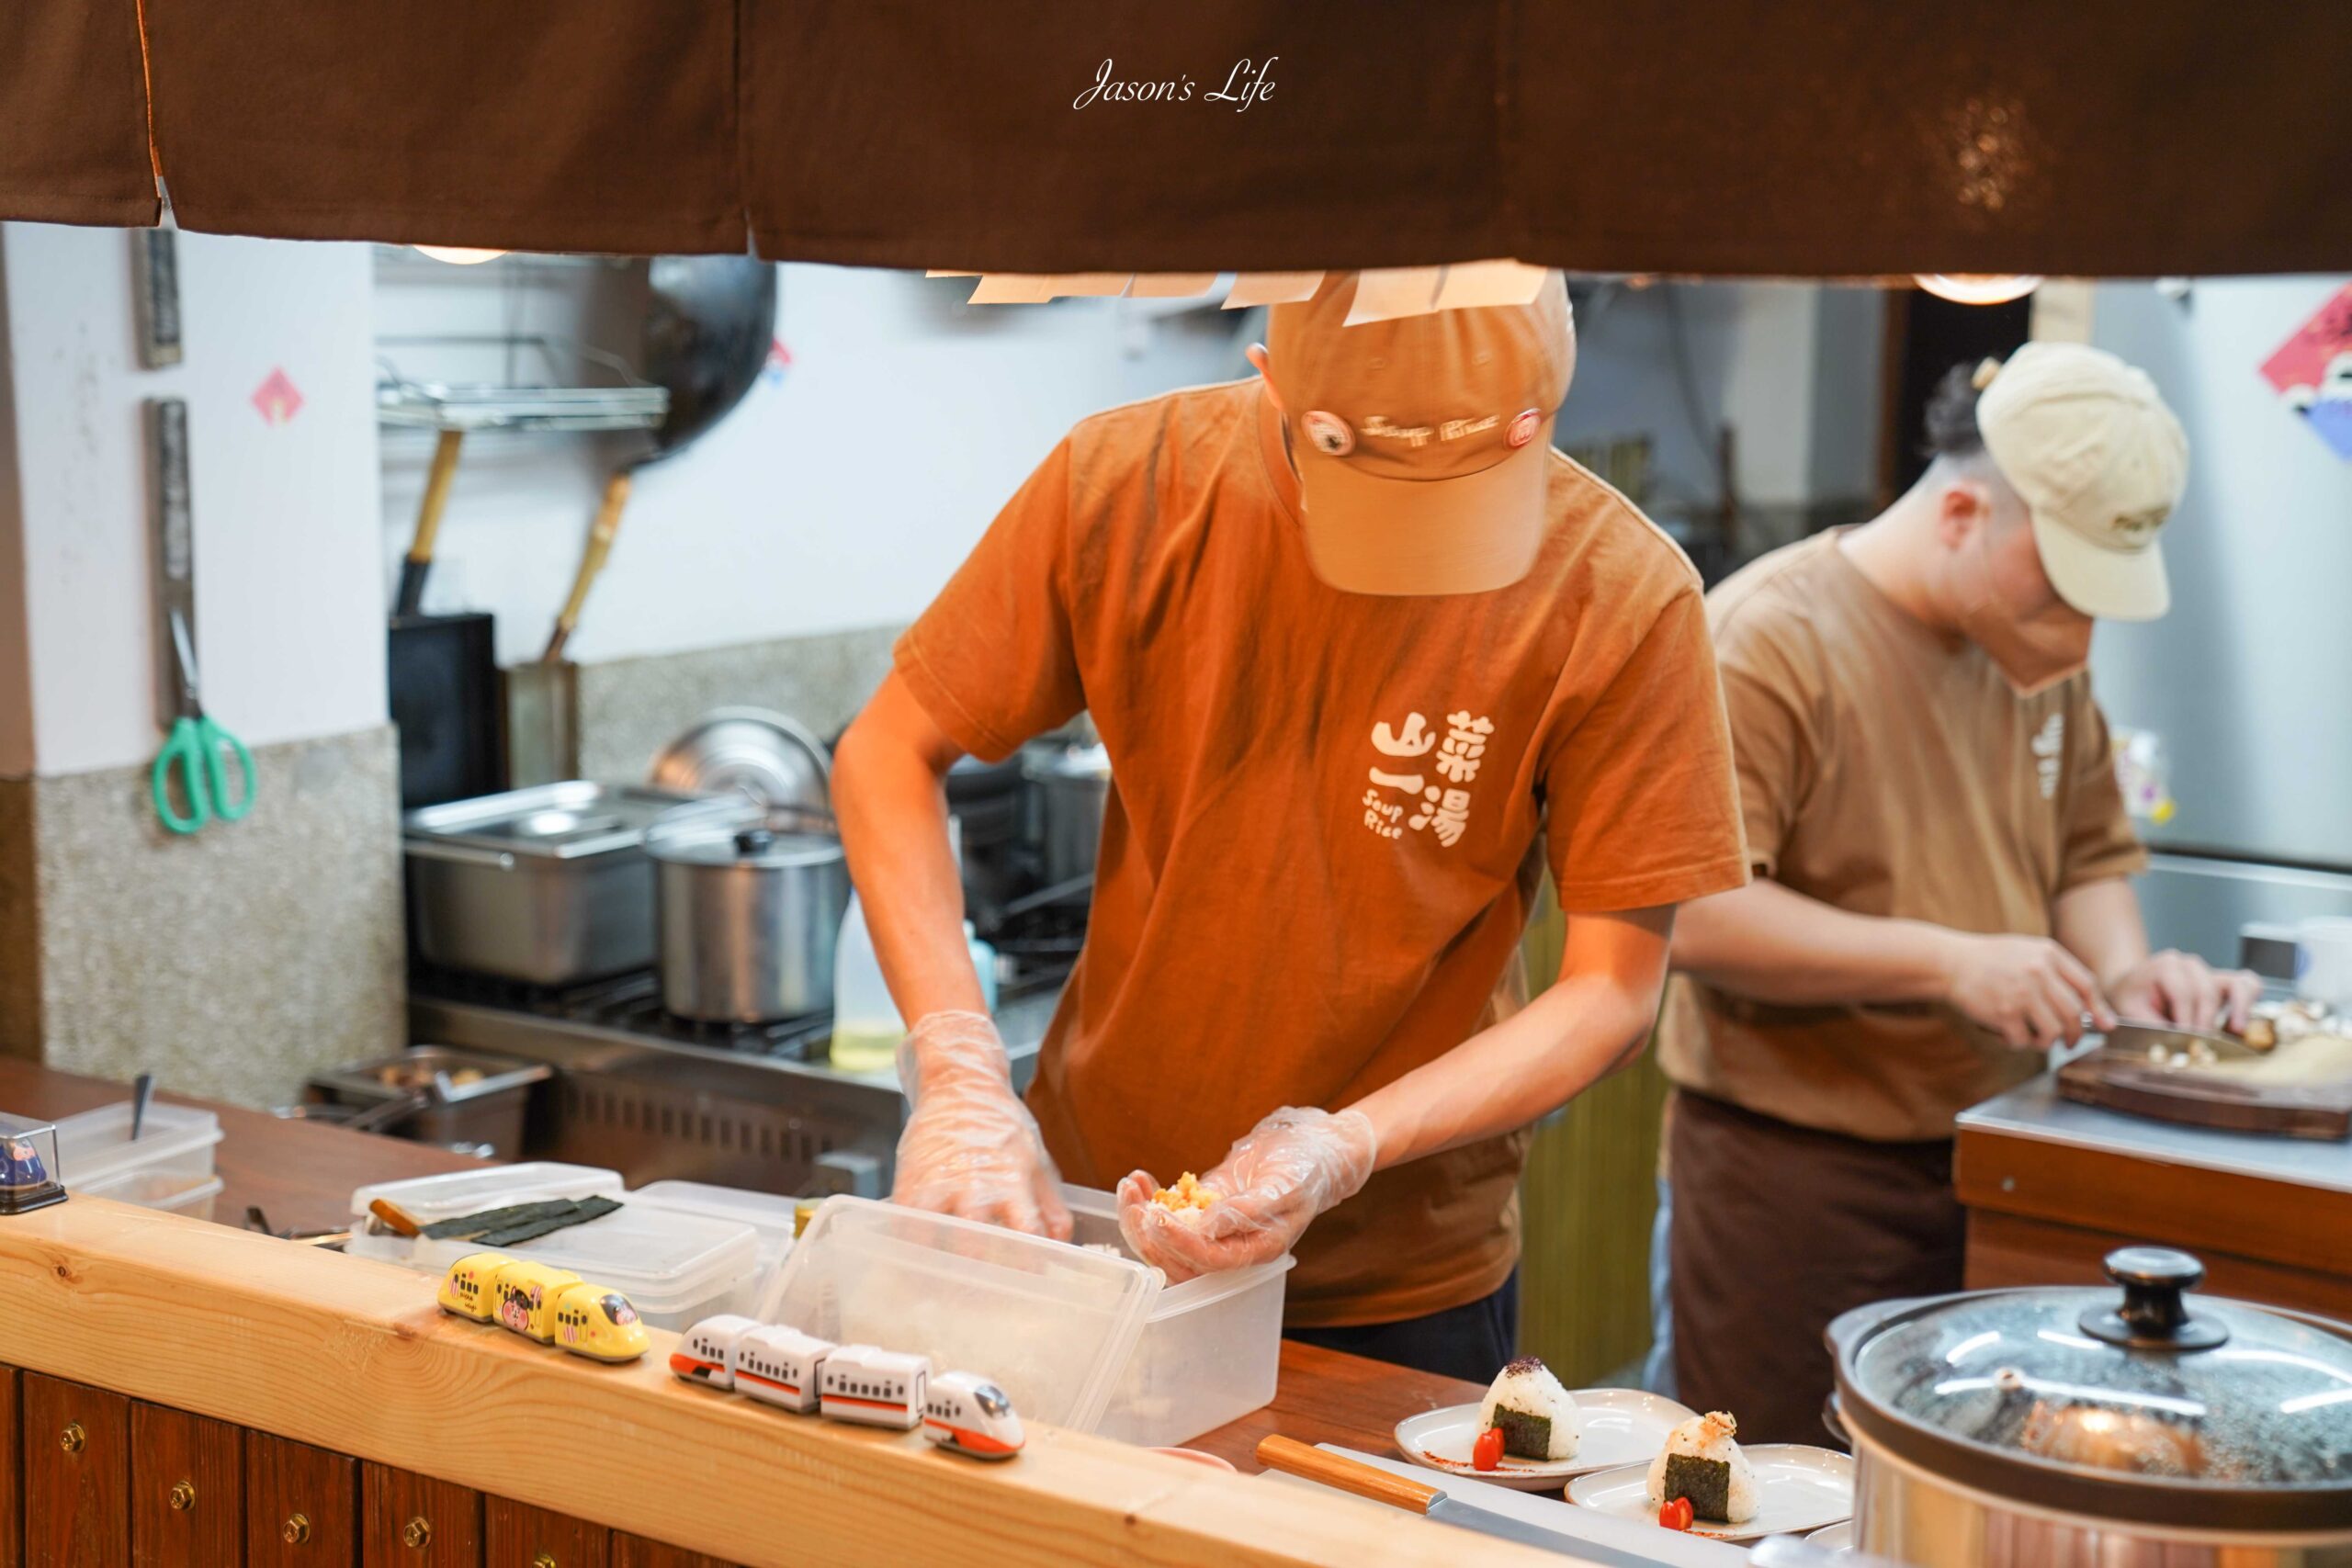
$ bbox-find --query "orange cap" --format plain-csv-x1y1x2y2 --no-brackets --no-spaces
1266,271,1574,595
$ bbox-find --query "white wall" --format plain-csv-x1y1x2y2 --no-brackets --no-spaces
0,225,385,776
379,264,1256,667
1554,280,1876,520
2088,274,2352,865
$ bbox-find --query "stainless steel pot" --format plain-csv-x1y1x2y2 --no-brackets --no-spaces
403,783,736,984
648,806,850,1023
1826,1247,2352,1566
1020,741,1111,887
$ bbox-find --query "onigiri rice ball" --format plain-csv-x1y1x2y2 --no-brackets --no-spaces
1645,1410,1758,1523
1476,1356,1581,1461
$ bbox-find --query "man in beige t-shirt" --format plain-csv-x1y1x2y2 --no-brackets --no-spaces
1655,345,2261,1441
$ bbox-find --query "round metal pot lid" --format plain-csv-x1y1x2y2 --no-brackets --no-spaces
645,806,842,869
647,706,831,811
1829,1247,2352,1530
1020,740,1111,782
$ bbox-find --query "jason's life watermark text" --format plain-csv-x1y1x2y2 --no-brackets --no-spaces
1074,57,1276,113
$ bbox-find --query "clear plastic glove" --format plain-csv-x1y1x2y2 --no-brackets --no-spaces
892,1010,1072,1241
1115,1107,1376,1281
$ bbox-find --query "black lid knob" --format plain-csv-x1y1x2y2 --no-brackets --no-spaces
2080,1246,2227,1351
733,827,775,856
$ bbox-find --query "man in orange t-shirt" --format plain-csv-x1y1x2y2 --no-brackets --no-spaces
832,272,1749,1377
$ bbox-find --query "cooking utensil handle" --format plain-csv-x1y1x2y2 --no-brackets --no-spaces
1252,1436,1440,1514
543,468,632,662
197,716,254,823
152,717,208,835
394,429,465,618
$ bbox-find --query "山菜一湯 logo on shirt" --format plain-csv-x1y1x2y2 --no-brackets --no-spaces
2030,713,2065,801
1362,710,1495,847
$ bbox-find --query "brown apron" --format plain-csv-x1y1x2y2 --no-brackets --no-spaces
1667,1088,1966,1447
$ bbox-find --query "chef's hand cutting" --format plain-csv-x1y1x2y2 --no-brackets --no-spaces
893,1010,1073,1242
2108,950,2264,1035
1115,1107,1376,1281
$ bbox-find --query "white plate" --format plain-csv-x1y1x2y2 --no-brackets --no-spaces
1806,1519,1855,1551
1394,1390,1700,1491
1565,1444,1856,1542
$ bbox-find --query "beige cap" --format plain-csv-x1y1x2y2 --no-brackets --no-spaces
1976,342,2188,622
1266,272,1573,595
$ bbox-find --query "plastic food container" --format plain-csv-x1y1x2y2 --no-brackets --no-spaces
347,1162,624,1232
629,1180,798,1303
1060,1186,1294,1447
53,1102,224,1221
759,1194,1159,1434
346,1165,758,1331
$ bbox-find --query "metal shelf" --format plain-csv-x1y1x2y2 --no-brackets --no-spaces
375,333,666,434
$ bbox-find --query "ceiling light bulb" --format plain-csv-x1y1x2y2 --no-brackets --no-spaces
1914,273,2042,306
413,245,507,266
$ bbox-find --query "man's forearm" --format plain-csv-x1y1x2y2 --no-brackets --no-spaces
1671,879,1959,1006
2053,877,2150,993
832,682,990,1025
1347,907,1675,1169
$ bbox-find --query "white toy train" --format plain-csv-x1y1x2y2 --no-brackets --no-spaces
671,1314,1023,1460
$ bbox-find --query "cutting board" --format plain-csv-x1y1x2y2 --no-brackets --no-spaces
2058,1038,2352,1140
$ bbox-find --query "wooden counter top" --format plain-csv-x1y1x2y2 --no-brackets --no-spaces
0,1058,1480,1473
1956,1074,2352,1320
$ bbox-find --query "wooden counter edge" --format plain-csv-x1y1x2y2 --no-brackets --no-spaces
0,1199,1577,1568
1953,1121,2352,1276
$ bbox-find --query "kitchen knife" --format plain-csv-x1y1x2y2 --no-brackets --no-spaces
1254,1435,1673,1567
2102,1020,2266,1061
130,1072,154,1141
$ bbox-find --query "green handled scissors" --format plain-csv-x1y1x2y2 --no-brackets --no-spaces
146,398,254,836
152,607,254,834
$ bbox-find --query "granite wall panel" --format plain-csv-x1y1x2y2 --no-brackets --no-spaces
25,725,403,1106
572,625,900,784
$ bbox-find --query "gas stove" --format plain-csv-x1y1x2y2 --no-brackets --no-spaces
403,900,1074,1201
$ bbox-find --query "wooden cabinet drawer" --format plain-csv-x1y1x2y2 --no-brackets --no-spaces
0,1366,20,1568
363,1465,482,1568
485,1497,605,1568
131,1404,243,1567
22,1372,130,1568
246,1432,357,1567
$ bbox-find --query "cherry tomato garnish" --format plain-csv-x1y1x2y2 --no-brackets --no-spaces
1472,1426,1505,1472
1658,1495,1695,1530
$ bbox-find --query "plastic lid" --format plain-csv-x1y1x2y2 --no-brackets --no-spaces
761,1194,1159,1433
349,1163,623,1225
52,1102,221,1190
1837,1248,2352,1528
629,1180,799,1269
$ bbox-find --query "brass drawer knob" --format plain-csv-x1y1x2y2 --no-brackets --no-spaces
59,1422,85,1454
533,1554,557,1568
169,1479,198,1512
402,1517,432,1550
282,1514,311,1546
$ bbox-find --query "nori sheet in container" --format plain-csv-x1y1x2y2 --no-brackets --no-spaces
420,1195,623,1246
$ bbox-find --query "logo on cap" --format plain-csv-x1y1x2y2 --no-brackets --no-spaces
1506,409,1543,449
2110,506,2165,545
1302,411,1355,457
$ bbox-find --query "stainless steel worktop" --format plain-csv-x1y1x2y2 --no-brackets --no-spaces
1960,1071,2352,1195
408,983,1065,1198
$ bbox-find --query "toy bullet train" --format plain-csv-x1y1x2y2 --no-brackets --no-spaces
437,1252,650,1363
673,1314,1023,1461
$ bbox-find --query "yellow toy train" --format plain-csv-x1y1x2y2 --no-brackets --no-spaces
436,1252,650,1364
